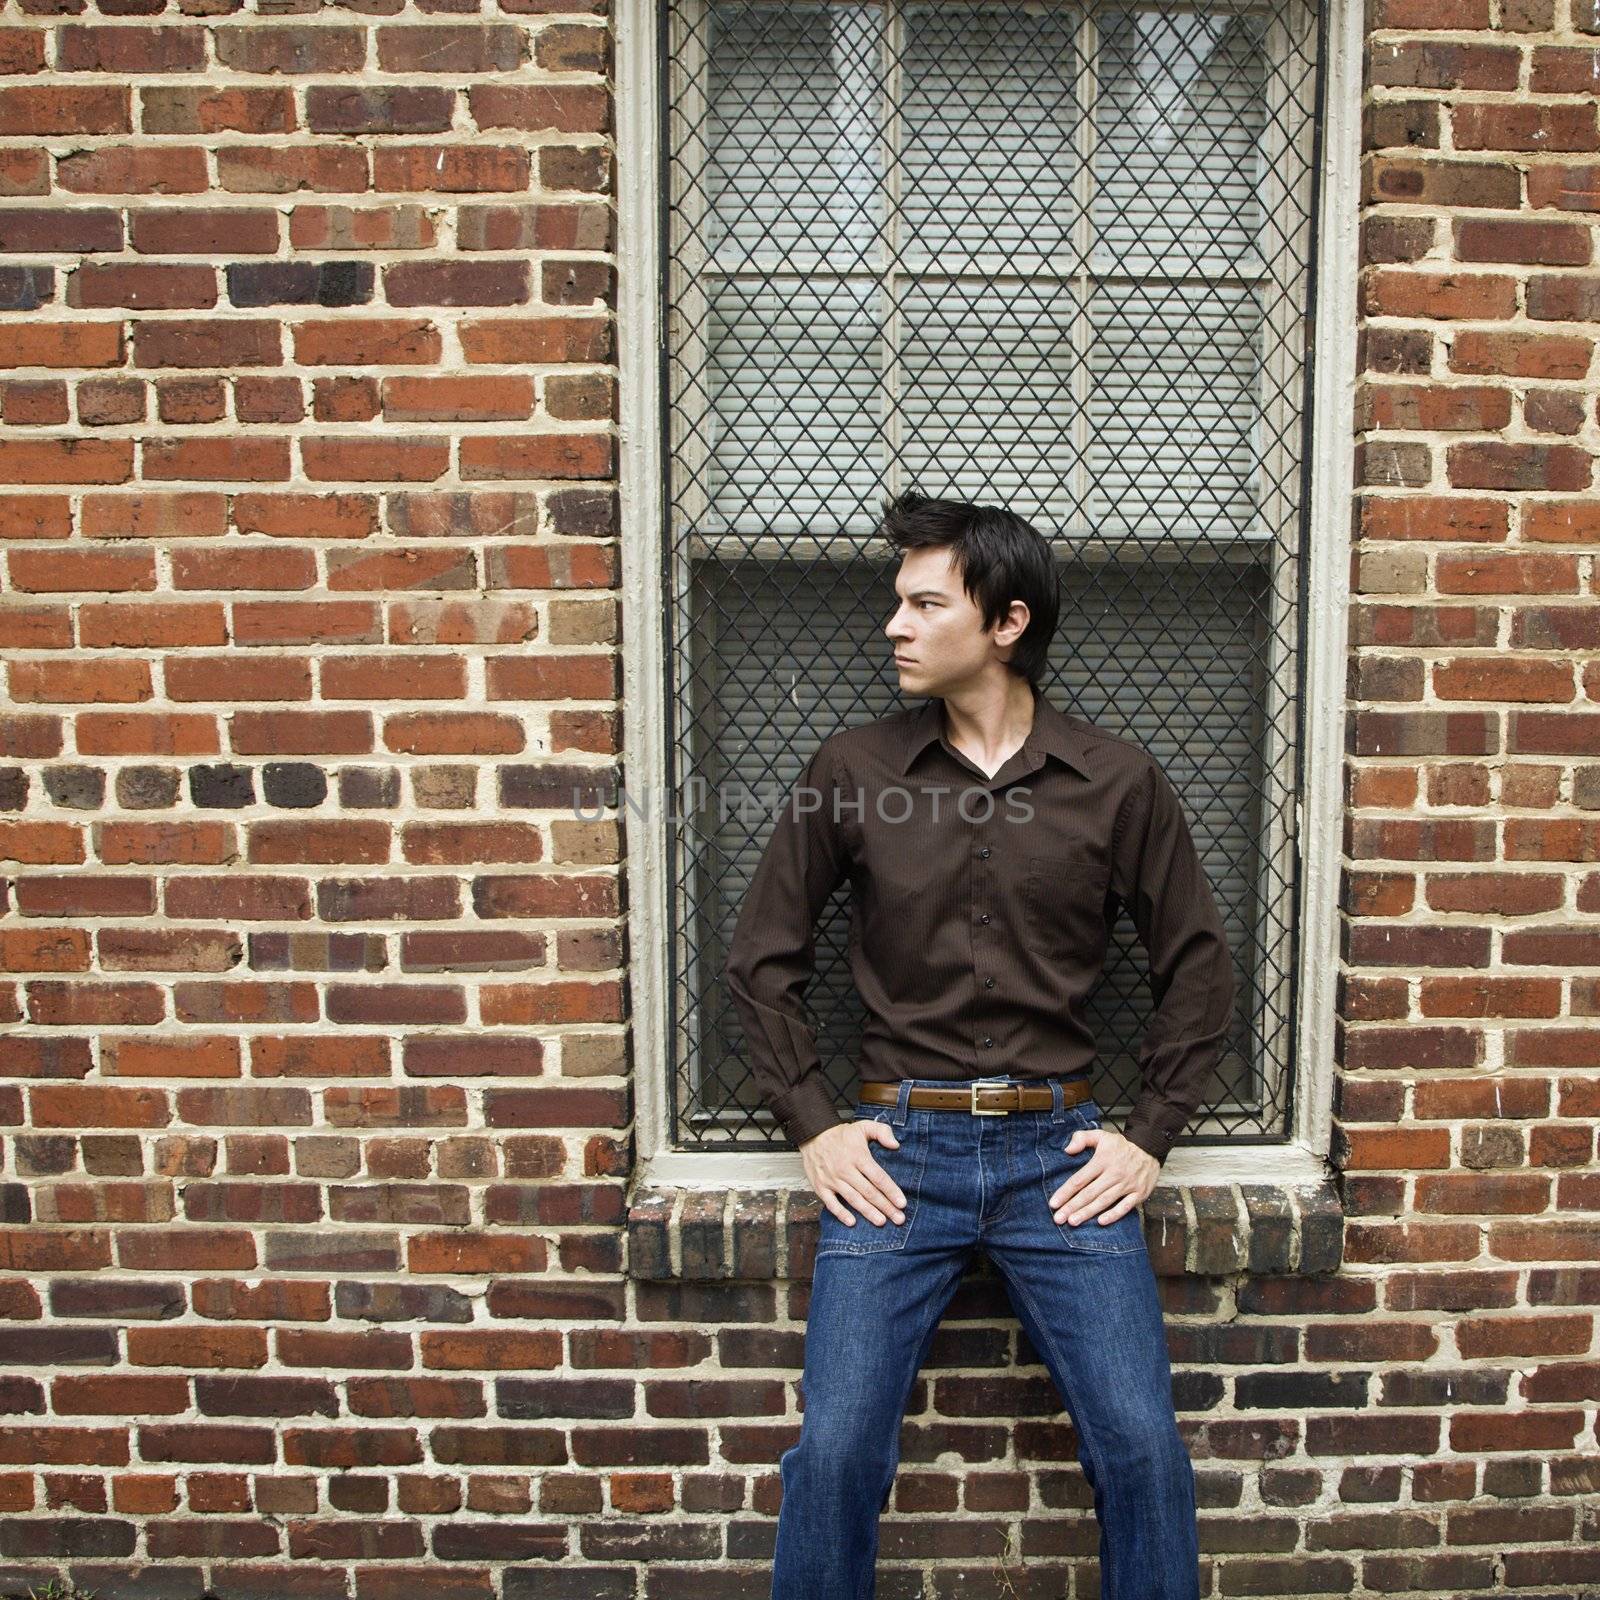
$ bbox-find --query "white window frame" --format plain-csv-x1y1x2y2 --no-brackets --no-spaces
616,0,1362,1192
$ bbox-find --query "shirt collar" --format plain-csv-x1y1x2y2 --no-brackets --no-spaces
897,682,1092,779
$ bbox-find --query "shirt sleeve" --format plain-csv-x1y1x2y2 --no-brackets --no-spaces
723,738,852,1149
1111,760,1236,1166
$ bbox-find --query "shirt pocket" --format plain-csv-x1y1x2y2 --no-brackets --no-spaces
1022,848,1110,960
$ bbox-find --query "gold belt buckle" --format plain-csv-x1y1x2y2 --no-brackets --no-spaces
969,1076,1014,1116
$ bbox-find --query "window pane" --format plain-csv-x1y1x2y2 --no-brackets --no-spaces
1093,8,1272,278
900,4,1084,272
899,279,1084,527
706,277,887,524
693,554,1268,1136
692,560,885,1133
705,3,885,269
1086,280,1265,535
1049,556,1273,1116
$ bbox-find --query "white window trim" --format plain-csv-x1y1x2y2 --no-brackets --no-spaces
615,0,1362,1194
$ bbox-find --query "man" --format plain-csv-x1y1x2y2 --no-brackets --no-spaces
725,490,1236,1600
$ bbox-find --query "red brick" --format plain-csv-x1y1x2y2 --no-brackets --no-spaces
1453,102,1599,152
1453,1403,1591,1451
419,1330,561,1371
127,1326,267,1370
1360,269,1518,321
0,1426,131,1466
53,1376,189,1416
1437,551,1581,594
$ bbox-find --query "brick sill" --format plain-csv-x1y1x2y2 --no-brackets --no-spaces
626,1178,1345,1281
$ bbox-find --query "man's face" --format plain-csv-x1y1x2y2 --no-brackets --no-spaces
885,544,1021,696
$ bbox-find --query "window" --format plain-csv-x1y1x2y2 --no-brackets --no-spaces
650,0,1326,1157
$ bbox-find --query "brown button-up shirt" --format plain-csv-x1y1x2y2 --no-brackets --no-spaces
724,681,1236,1164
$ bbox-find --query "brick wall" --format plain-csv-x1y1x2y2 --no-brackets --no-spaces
0,0,1596,1596
1340,0,1600,1588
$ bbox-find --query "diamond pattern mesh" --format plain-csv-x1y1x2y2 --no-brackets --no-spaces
659,0,1324,1150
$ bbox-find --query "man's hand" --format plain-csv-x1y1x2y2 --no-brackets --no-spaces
1048,1125,1159,1226
800,1119,907,1229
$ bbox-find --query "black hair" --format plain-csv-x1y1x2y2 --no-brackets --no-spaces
876,489,1060,686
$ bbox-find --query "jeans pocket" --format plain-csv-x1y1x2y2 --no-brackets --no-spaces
1033,1114,1146,1255
815,1112,928,1257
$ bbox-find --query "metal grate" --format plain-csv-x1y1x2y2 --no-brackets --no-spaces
658,0,1326,1150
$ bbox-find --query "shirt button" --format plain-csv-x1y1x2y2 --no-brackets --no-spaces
984,977,995,988
982,1036,994,1048
979,914,990,925
978,847,991,858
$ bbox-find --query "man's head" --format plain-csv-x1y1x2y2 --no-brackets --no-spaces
877,490,1060,696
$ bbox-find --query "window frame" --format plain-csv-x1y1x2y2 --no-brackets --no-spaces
616,0,1362,1192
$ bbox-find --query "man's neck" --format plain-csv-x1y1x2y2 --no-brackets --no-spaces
939,679,1038,779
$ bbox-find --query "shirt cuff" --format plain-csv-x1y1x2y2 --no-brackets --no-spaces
769,1074,845,1150
1119,1105,1188,1166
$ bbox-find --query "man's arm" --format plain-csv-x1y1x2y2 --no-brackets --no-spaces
723,738,851,1149
1111,760,1237,1166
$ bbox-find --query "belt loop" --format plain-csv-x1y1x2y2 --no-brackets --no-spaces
893,1078,912,1126
1049,1079,1065,1124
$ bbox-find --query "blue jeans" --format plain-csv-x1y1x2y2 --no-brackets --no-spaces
772,1076,1200,1600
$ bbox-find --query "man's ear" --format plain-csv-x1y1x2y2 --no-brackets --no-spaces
997,598,1030,645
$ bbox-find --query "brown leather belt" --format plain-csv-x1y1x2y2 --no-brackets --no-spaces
858,1076,1093,1117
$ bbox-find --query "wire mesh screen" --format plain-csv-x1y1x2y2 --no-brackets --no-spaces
659,0,1325,1150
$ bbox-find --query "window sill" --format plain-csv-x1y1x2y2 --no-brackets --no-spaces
625,1172,1345,1282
